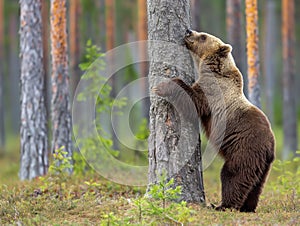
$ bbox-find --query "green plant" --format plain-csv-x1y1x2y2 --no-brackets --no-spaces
74,40,127,175
134,118,149,152
147,174,181,210
40,147,73,195
84,180,102,195
72,151,92,176
269,151,300,211
130,173,195,224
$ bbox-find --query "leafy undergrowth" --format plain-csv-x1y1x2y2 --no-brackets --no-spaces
0,175,299,225
0,169,299,224
0,148,300,225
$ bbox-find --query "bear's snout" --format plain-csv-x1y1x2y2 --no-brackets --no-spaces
185,29,193,37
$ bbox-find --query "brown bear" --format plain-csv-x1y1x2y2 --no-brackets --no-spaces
152,30,275,212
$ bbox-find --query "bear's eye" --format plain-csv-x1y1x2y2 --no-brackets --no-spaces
199,34,207,41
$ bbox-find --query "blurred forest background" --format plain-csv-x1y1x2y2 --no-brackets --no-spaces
0,0,300,224
0,0,300,173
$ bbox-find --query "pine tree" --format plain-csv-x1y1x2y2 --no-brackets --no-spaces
245,0,261,108
70,0,81,98
147,0,205,203
0,0,5,149
19,0,48,180
282,0,298,158
50,0,72,167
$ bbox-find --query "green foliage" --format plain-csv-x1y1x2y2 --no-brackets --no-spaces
75,40,127,174
50,147,73,175
133,118,149,154
79,39,104,71
129,173,195,224
40,147,73,194
72,151,93,176
269,151,300,211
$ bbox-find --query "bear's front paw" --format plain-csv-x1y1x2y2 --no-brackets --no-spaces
152,81,173,97
171,78,184,84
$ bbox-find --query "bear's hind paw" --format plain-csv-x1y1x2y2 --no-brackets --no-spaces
214,205,226,211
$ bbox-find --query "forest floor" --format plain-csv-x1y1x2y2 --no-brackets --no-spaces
0,133,299,225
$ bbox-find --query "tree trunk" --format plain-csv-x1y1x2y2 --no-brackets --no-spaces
137,0,150,119
70,0,81,99
147,0,205,203
263,0,276,124
9,13,20,134
42,0,50,126
106,0,115,51
191,0,201,30
96,0,106,49
282,0,298,158
226,0,247,96
50,0,72,165
245,0,261,108
0,0,5,149
19,0,48,180
105,0,118,149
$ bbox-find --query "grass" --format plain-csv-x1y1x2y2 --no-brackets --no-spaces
0,137,300,225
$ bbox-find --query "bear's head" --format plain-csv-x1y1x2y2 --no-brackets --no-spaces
184,29,243,93
184,29,232,60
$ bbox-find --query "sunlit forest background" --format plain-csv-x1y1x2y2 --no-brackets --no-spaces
1,0,300,158
0,0,300,224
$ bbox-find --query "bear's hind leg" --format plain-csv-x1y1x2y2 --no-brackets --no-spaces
217,163,254,211
240,165,270,212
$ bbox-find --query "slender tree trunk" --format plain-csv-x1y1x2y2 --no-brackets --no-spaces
106,0,115,51
106,0,118,149
0,0,5,149
191,0,201,30
50,0,72,165
137,0,149,119
42,0,50,124
263,0,276,124
70,0,81,99
96,0,105,49
19,0,48,180
147,0,205,203
245,0,261,108
282,0,298,158
226,0,247,96
9,13,20,134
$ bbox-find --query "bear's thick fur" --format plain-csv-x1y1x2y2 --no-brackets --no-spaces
153,30,275,212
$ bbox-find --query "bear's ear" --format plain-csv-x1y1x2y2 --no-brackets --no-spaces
218,44,232,57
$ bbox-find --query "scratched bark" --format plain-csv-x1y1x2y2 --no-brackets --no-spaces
19,0,48,180
50,0,72,166
147,0,205,203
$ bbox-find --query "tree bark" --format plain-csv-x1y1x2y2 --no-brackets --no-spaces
9,12,20,134
42,0,50,122
50,0,72,164
226,0,247,96
263,0,276,124
0,0,5,149
19,0,48,180
70,0,81,99
106,0,115,51
147,0,205,203
245,0,261,108
96,0,106,49
137,0,150,119
282,0,298,158
105,0,118,149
